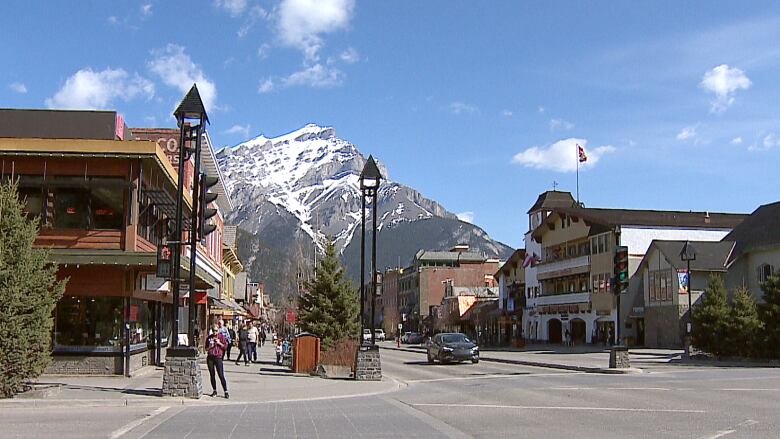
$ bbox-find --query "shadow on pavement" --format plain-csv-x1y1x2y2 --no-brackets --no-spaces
36,382,162,397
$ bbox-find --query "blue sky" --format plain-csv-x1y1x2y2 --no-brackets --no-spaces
3,1,780,249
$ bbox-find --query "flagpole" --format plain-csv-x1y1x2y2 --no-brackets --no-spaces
576,144,580,204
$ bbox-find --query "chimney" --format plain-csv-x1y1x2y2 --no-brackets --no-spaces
704,211,711,224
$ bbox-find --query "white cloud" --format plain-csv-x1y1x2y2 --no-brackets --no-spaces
549,118,574,131
9,82,27,94
45,68,154,110
700,64,751,113
456,212,475,224
283,63,344,88
215,0,247,17
224,124,251,137
449,101,478,115
277,0,355,62
148,44,217,111
339,47,359,64
676,125,698,141
258,78,275,93
501,110,513,117
731,136,743,145
511,138,615,173
107,16,118,24
141,3,152,16
750,133,780,151
237,6,269,38
257,43,272,59
537,106,545,113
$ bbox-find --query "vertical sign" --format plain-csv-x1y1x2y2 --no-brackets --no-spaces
677,269,689,295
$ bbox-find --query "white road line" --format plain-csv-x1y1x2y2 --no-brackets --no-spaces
700,429,736,439
720,388,780,391
410,403,705,413
406,372,584,383
110,406,170,439
547,387,671,391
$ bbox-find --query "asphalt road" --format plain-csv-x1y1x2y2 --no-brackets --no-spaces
3,347,780,438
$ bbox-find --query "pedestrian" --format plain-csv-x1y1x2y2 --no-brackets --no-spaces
565,328,571,347
247,321,259,363
226,325,236,360
608,326,614,347
218,319,232,359
275,339,283,365
235,322,250,366
206,322,229,399
260,328,267,347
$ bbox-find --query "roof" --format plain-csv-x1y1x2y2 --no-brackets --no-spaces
174,84,209,123
496,248,526,277
532,206,746,240
723,201,780,264
643,240,735,272
527,190,576,213
416,250,486,263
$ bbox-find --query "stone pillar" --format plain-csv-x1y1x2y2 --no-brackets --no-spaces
609,345,631,369
161,347,202,398
354,344,382,381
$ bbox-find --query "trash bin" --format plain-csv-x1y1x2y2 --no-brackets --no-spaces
293,333,321,374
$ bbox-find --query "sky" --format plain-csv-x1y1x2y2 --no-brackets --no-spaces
2,1,780,249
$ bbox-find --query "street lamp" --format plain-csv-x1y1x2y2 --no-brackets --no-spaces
680,241,697,341
360,155,382,345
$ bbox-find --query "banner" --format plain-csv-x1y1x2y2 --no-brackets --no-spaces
677,269,689,295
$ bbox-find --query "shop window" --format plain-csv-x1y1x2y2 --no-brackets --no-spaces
598,235,605,253
758,264,774,283
53,178,89,229
54,296,123,350
90,178,124,230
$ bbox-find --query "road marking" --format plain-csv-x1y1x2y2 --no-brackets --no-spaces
410,403,705,413
697,420,758,439
405,371,584,384
547,387,671,391
720,388,780,391
110,406,170,439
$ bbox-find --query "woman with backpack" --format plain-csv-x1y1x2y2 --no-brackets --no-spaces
205,322,229,399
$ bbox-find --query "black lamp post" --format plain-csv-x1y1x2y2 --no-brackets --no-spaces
172,84,209,350
680,241,697,339
360,155,382,345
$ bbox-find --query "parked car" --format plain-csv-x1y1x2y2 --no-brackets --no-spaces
427,332,479,364
362,329,372,342
374,329,386,341
402,332,425,344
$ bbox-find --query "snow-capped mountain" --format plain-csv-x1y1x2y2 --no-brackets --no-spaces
216,124,513,297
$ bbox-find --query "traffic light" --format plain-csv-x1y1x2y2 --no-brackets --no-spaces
197,172,219,239
613,245,629,294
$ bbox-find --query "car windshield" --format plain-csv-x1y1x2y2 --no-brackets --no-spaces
363,329,370,334
441,334,471,344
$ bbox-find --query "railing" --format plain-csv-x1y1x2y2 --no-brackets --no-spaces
534,291,591,306
536,255,590,279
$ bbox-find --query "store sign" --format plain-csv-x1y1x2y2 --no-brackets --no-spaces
677,269,689,295
115,114,125,140
132,129,181,167
142,274,169,292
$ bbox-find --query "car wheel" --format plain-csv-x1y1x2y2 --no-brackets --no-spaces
438,353,447,364
471,358,479,364
427,352,434,364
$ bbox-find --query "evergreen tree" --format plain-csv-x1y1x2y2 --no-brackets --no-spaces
728,287,762,358
759,274,780,359
0,181,66,398
297,241,359,348
691,273,730,357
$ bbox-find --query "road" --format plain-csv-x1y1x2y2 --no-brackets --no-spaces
2,346,780,438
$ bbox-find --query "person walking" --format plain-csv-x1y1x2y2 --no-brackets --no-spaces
275,339,283,365
226,325,237,360
564,328,571,347
247,321,259,363
260,327,267,347
206,322,229,399
218,319,232,359
235,322,250,366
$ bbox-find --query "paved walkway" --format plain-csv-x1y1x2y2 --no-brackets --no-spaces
4,342,399,408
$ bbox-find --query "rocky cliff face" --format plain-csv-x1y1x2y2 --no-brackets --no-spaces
216,124,513,300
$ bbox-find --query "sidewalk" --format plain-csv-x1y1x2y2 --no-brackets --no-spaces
3,342,400,408
379,341,686,374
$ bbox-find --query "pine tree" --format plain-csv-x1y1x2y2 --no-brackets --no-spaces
297,241,359,348
0,181,66,398
759,274,780,359
691,273,730,357
728,287,763,358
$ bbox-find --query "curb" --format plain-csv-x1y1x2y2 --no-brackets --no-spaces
0,377,405,409
380,345,642,375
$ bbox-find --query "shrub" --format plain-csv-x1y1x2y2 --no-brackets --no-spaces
759,275,780,359
728,287,762,358
691,274,730,357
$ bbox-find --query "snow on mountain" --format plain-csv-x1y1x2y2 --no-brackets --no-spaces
217,124,461,254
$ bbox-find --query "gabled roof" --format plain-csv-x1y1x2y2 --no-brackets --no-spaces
527,190,576,213
496,248,526,277
174,84,209,123
642,240,735,272
723,201,780,264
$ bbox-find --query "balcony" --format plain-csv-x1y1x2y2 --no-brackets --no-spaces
536,255,590,280
534,291,591,306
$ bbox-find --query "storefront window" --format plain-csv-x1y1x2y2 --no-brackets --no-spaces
91,178,124,230
49,176,125,230
128,299,152,349
53,178,89,229
54,296,123,351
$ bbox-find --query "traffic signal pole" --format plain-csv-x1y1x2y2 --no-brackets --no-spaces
187,123,204,347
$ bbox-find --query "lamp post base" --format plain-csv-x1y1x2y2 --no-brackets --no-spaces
162,346,203,398
354,344,382,381
609,345,631,369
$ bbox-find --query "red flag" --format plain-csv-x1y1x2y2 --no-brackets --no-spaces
577,144,588,163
